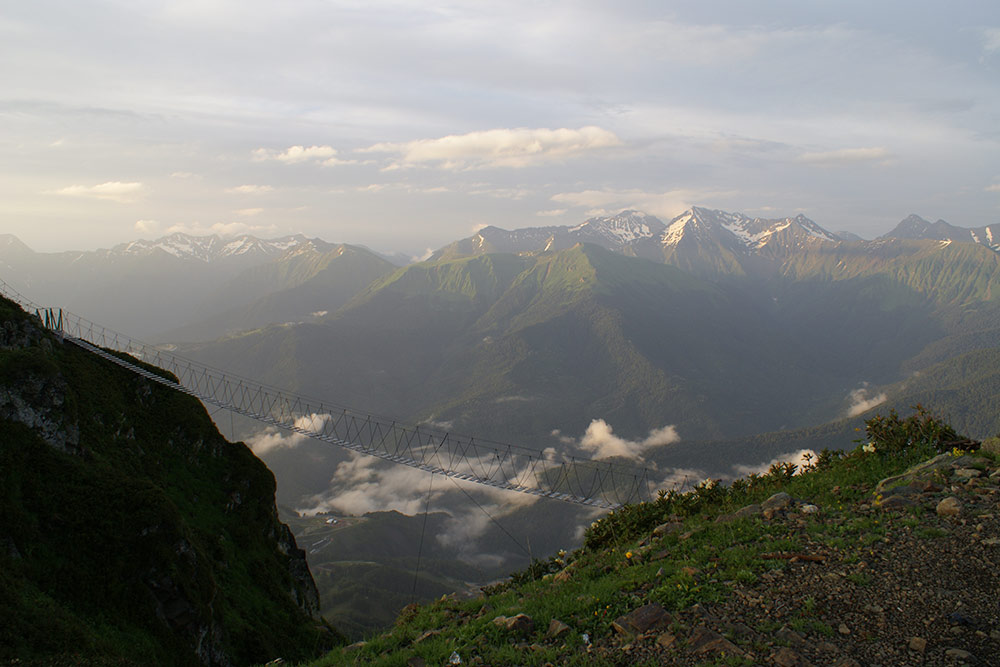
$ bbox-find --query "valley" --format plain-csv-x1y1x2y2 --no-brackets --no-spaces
3,207,1000,642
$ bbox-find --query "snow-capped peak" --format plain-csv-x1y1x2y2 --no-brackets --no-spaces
661,207,838,251
112,233,311,262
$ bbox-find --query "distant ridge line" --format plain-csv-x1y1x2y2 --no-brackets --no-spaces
0,279,652,510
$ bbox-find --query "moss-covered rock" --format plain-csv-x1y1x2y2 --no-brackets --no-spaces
0,297,342,665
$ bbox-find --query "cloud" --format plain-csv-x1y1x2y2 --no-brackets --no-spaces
226,184,274,194
551,187,725,220
985,183,1000,193
253,145,351,165
246,413,332,456
234,207,263,216
731,449,818,477
797,147,892,166
982,28,1000,55
49,181,143,202
536,209,567,217
570,419,680,462
361,126,622,170
134,219,160,234
164,221,280,237
845,384,887,417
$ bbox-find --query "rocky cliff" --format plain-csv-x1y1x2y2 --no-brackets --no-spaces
0,296,340,665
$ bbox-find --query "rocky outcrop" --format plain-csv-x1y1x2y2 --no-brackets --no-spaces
0,297,337,665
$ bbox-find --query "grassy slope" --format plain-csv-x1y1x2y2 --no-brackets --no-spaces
309,410,992,666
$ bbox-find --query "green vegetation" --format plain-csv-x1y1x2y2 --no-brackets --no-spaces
0,297,341,665
310,407,984,666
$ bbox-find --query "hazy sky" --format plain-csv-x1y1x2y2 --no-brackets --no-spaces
2,1,999,254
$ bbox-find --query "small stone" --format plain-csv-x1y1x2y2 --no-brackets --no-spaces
945,648,973,661
686,625,743,656
838,623,851,635
937,496,963,517
816,641,838,653
775,626,809,647
412,630,440,644
880,495,917,510
494,613,534,635
800,503,819,514
680,566,698,577
406,657,426,667
954,468,983,479
655,632,676,649
908,636,927,653
611,603,671,635
771,646,810,667
653,521,683,536
546,619,570,638
831,659,861,667
982,538,1000,546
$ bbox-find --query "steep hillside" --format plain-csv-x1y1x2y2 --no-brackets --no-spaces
161,243,398,342
0,297,340,665
312,410,1000,666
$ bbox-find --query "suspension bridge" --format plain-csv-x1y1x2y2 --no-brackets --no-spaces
0,280,657,510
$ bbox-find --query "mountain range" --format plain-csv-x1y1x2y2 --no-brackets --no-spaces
4,206,1000,642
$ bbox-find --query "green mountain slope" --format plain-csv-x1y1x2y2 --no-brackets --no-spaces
0,297,340,665
162,243,398,342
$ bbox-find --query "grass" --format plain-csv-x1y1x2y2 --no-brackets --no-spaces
309,407,980,666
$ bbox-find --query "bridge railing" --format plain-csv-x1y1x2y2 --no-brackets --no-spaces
1,280,654,509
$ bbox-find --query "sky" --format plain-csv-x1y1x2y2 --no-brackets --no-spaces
2,1,999,255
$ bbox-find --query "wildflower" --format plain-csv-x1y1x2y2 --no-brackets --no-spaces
862,442,876,454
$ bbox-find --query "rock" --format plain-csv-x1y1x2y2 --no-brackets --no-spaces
937,496,963,517
831,659,861,667
982,437,1000,456
945,648,973,661
493,614,534,635
406,658,426,667
412,630,440,644
880,495,917,510
611,603,671,635
686,625,743,656
655,632,676,648
908,636,927,653
552,568,572,583
775,626,809,647
771,646,810,667
715,505,759,524
838,623,851,635
653,521,683,536
762,492,793,512
800,503,819,514
680,566,698,577
546,619,570,639
954,468,983,479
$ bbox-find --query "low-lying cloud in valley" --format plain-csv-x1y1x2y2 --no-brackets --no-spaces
246,413,332,455
556,419,680,462
845,383,887,417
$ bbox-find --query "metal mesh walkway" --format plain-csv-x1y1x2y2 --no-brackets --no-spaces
1,280,654,509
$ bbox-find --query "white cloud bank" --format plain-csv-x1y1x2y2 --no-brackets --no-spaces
558,418,679,462
246,413,332,456
50,181,143,202
226,184,274,194
362,126,622,170
550,187,731,220
253,145,353,166
845,384,887,417
797,147,892,166
731,449,818,477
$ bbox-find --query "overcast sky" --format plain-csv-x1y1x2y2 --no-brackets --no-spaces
2,0,999,254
